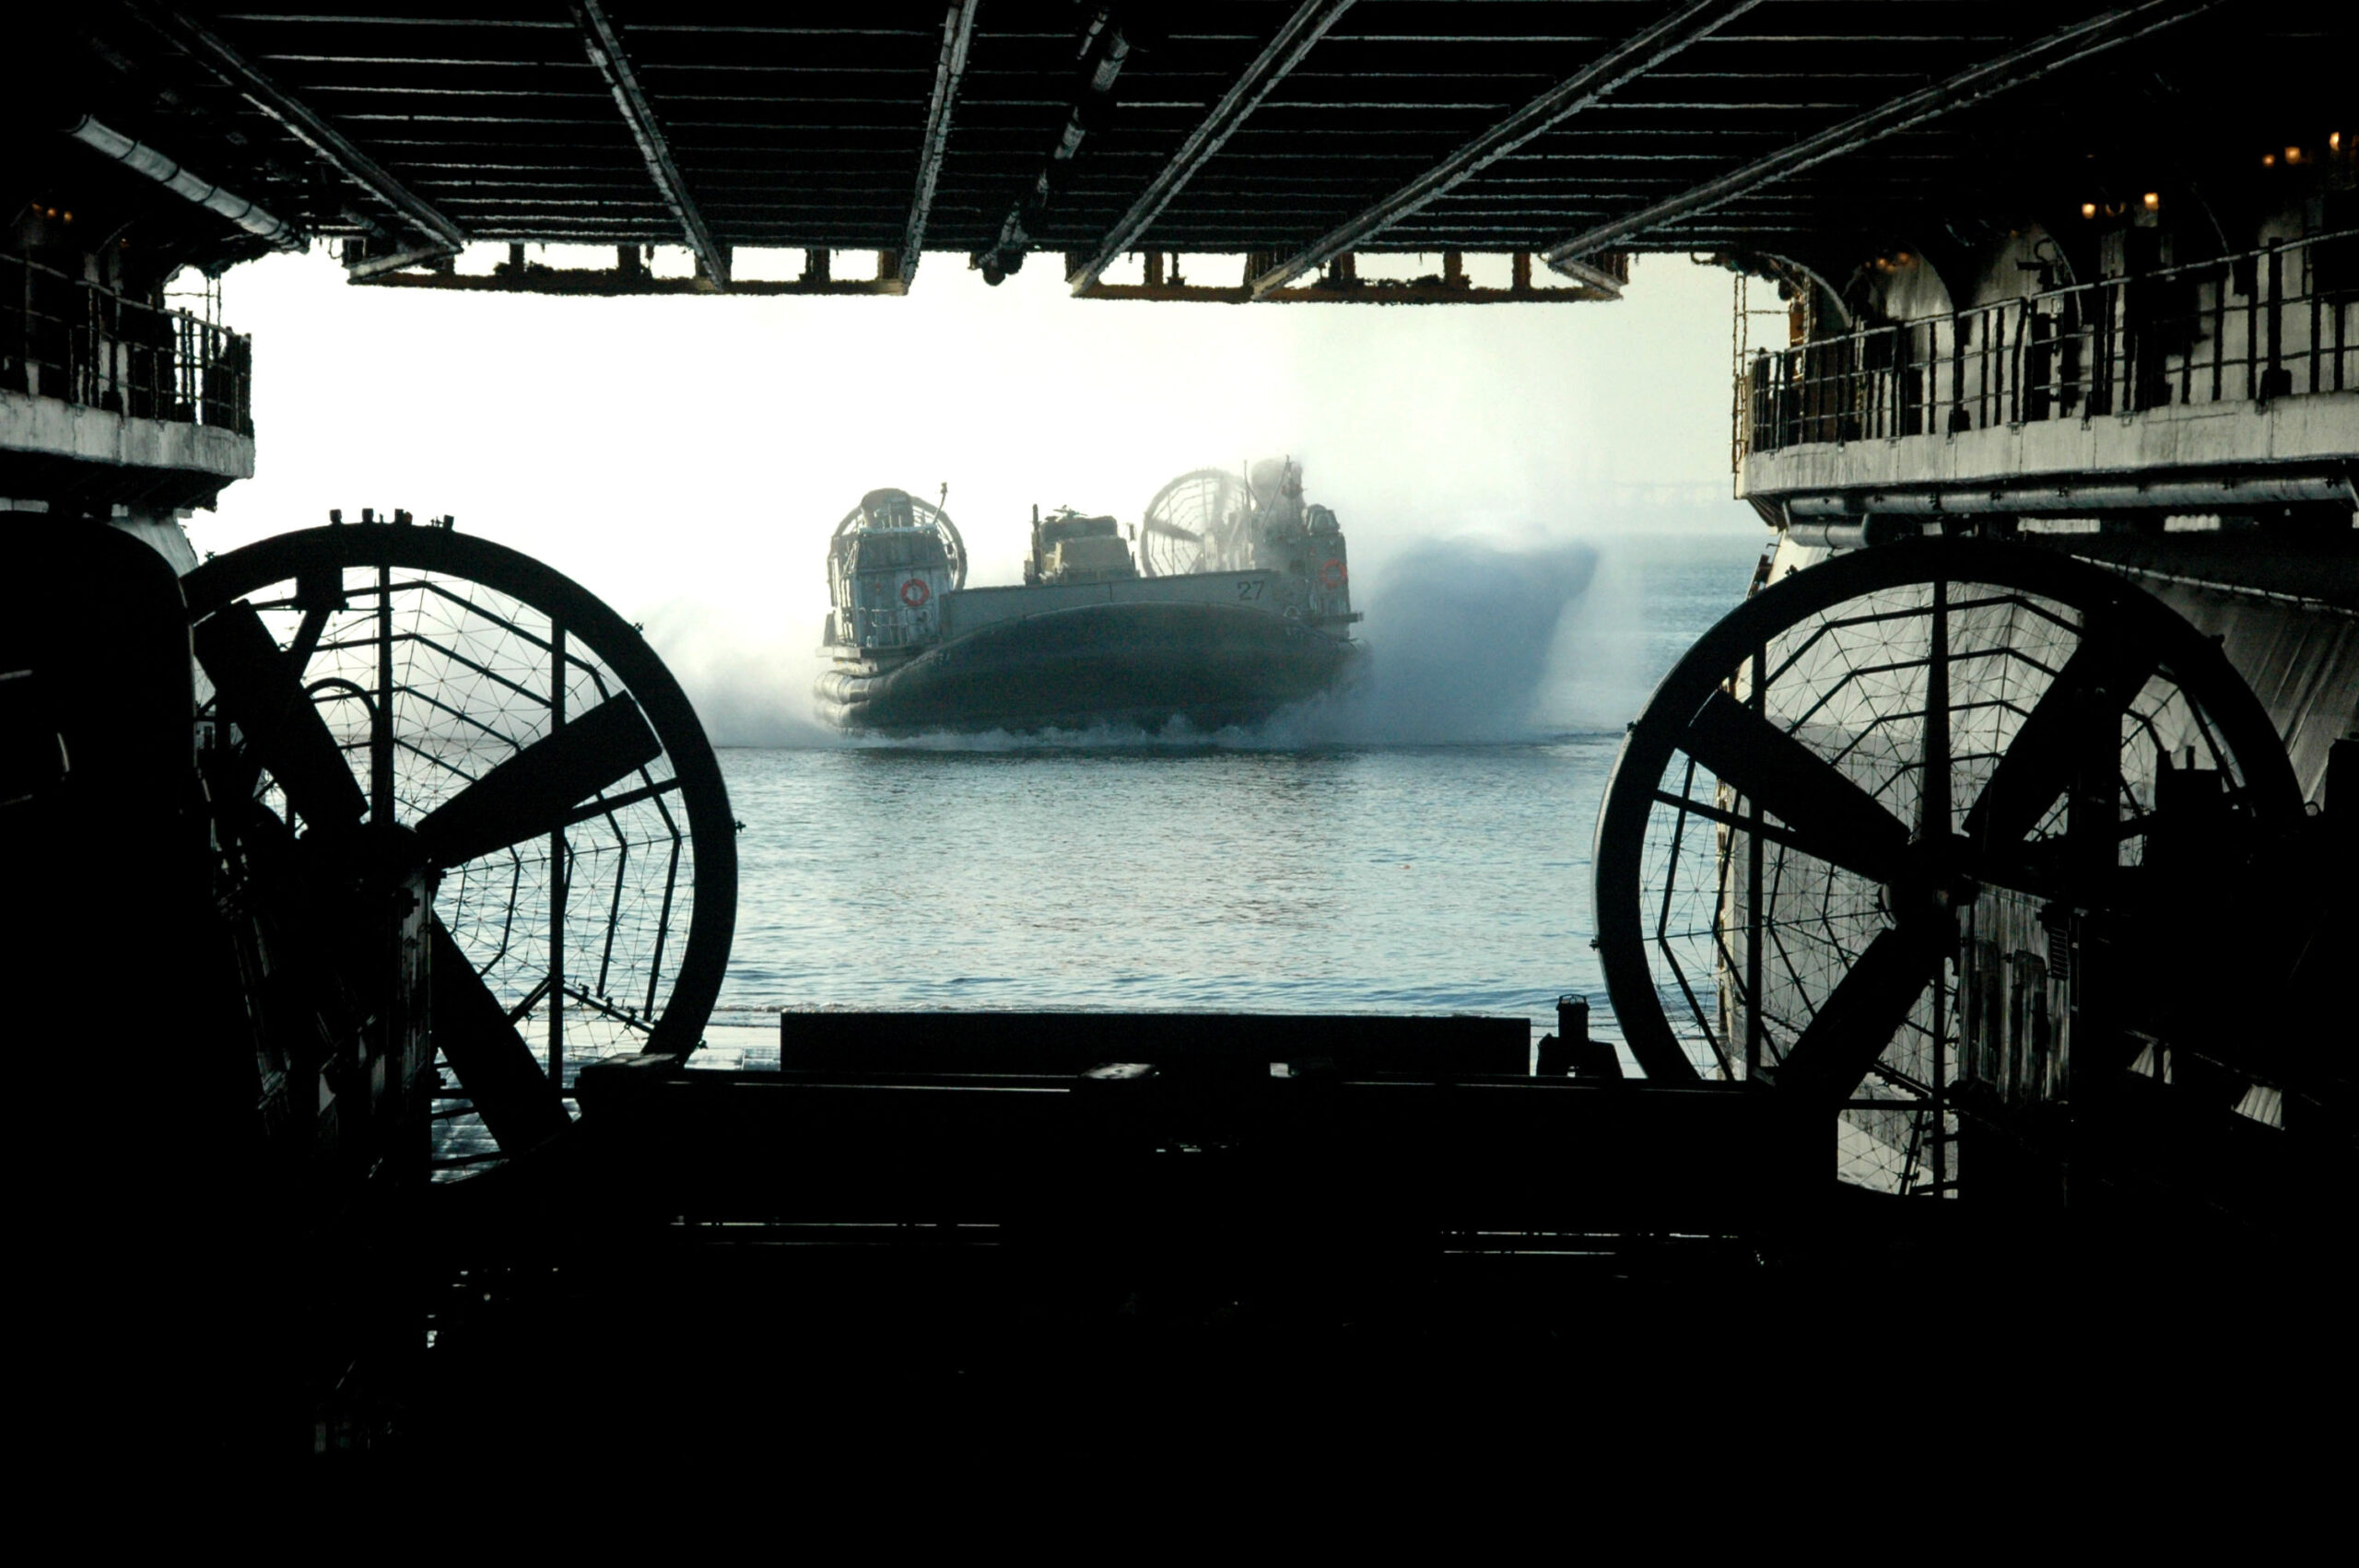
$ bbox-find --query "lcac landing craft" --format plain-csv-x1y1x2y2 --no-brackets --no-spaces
815,460,1366,734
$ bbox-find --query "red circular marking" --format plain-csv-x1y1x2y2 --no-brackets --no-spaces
900,578,932,608
1320,558,1348,589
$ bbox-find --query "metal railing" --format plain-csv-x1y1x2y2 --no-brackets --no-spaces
1741,228,2358,460
1,252,252,436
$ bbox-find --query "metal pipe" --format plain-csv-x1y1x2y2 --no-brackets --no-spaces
1067,0,1358,294
1781,470,2357,519
1784,516,1920,550
65,116,304,250
900,1,980,285
1543,0,2227,266
1247,0,1761,299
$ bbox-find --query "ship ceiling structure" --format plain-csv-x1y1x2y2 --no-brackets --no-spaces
18,1,2349,298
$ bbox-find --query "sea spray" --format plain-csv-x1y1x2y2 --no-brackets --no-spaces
1530,540,1661,734
640,601,845,748
1317,537,1600,744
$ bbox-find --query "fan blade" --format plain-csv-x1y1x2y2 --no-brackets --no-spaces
415,694,661,868
1766,925,1945,1104
428,918,570,1154
1963,638,2155,849
1681,688,1911,884
1143,519,1203,544
193,602,367,832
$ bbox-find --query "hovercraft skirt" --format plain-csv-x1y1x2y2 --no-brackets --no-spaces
818,601,1359,733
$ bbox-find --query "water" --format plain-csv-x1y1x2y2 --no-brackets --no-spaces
699,532,1766,1060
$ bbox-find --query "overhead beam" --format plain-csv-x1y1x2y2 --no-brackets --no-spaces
123,2,467,252
345,241,459,280
973,8,1140,285
899,1,980,285
1543,0,2225,266
1066,0,1358,294
355,252,907,297
1078,250,1621,306
1245,0,1760,299
569,0,729,286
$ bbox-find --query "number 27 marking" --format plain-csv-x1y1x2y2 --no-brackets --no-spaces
1237,579,1263,601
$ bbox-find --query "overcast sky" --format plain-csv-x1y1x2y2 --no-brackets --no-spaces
194,248,1742,632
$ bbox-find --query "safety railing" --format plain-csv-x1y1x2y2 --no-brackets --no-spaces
1741,228,2358,460
0,251,252,436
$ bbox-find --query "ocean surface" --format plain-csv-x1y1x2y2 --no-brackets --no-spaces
697,531,1766,1066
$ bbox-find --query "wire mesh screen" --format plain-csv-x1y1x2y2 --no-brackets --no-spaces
199,558,703,1174
1632,570,2252,1192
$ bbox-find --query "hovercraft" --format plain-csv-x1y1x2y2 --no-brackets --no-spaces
815,462,1365,734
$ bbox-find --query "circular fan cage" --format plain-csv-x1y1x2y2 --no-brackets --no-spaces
183,525,737,1181
1591,539,2299,1196
837,491,968,590
1140,468,1250,578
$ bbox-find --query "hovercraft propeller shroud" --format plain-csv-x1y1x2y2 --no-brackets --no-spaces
186,521,736,1178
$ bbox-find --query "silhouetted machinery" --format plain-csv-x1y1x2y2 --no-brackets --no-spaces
7,514,736,1449
8,516,2342,1457
182,519,737,1175
1590,537,2350,1228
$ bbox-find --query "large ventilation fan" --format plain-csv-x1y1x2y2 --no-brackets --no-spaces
183,522,737,1179
1590,538,2304,1192
1138,468,1249,578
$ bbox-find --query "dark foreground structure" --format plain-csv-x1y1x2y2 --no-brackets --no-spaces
6,3,2353,1462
